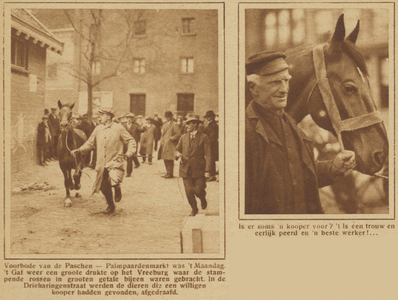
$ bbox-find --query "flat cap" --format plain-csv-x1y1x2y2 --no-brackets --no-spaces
98,107,115,117
246,51,289,76
125,112,135,118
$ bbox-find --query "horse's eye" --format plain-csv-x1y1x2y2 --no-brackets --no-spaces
343,84,358,94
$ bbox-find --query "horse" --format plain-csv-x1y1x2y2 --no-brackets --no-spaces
283,14,388,176
57,100,88,207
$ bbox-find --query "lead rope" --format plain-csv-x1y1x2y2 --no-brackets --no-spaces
312,44,388,180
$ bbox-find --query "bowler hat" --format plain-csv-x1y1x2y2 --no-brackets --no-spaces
98,107,115,117
185,114,203,124
164,111,173,118
204,110,216,118
246,51,289,76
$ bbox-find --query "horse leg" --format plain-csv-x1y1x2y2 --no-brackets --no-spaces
73,162,84,198
62,169,72,207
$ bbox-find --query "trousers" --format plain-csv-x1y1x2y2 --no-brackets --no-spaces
183,173,207,211
100,168,114,208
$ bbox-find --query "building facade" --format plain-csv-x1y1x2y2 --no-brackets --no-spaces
10,9,63,173
33,9,219,119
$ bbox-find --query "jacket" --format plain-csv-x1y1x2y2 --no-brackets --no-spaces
78,122,136,193
176,131,211,178
245,101,335,214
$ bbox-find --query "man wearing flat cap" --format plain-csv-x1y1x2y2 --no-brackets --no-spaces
245,50,356,214
176,114,212,216
158,111,181,178
72,108,136,214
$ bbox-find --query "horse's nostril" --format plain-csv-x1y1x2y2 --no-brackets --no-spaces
373,150,385,166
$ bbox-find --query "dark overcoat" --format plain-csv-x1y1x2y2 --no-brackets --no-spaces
245,101,335,214
158,121,181,160
204,120,219,162
176,131,211,178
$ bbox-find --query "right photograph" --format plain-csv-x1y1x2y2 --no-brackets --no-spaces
242,8,392,216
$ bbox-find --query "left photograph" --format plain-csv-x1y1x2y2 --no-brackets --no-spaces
5,5,223,257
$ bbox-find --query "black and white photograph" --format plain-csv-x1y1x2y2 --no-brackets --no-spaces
241,7,392,217
5,4,224,257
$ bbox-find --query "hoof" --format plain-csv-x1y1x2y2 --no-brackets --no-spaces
75,192,81,198
75,184,81,190
64,198,72,207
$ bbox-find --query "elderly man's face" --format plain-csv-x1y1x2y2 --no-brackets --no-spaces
250,69,291,112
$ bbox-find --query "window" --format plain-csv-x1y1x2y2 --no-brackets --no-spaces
92,60,101,75
134,20,146,36
133,58,145,74
181,57,194,73
11,37,28,69
177,93,194,113
182,18,195,34
48,63,58,78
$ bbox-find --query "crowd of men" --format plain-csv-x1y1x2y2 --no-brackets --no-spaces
38,108,219,216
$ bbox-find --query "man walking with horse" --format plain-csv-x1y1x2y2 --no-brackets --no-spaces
245,51,356,214
71,108,136,214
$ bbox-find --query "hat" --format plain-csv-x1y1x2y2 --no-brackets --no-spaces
204,110,216,118
125,112,135,118
135,115,143,119
83,114,88,118
164,111,173,118
51,107,57,111
76,114,84,120
42,115,49,119
246,51,289,76
98,107,115,117
185,114,203,124
146,116,153,122
92,114,99,119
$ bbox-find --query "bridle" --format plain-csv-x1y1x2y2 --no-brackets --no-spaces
311,44,384,150
310,44,387,179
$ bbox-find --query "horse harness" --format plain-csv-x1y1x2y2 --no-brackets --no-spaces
310,44,387,179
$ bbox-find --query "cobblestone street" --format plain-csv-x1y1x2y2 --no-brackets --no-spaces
9,152,220,255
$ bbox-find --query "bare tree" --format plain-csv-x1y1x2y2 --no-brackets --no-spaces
63,9,143,121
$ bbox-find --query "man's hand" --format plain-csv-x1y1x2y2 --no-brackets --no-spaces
175,152,182,160
71,149,80,157
205,172,211,179
331,150,356,177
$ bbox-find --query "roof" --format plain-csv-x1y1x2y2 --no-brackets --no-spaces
11,9,64,55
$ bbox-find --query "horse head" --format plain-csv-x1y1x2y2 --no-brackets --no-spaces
286,14,388,175
58,100,75,132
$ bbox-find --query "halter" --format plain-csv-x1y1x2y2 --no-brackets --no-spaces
311,44,384,151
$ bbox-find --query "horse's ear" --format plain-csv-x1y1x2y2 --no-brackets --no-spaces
58,100,62,109
346,20,360,44
328,14,345,55
70,102,75,110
